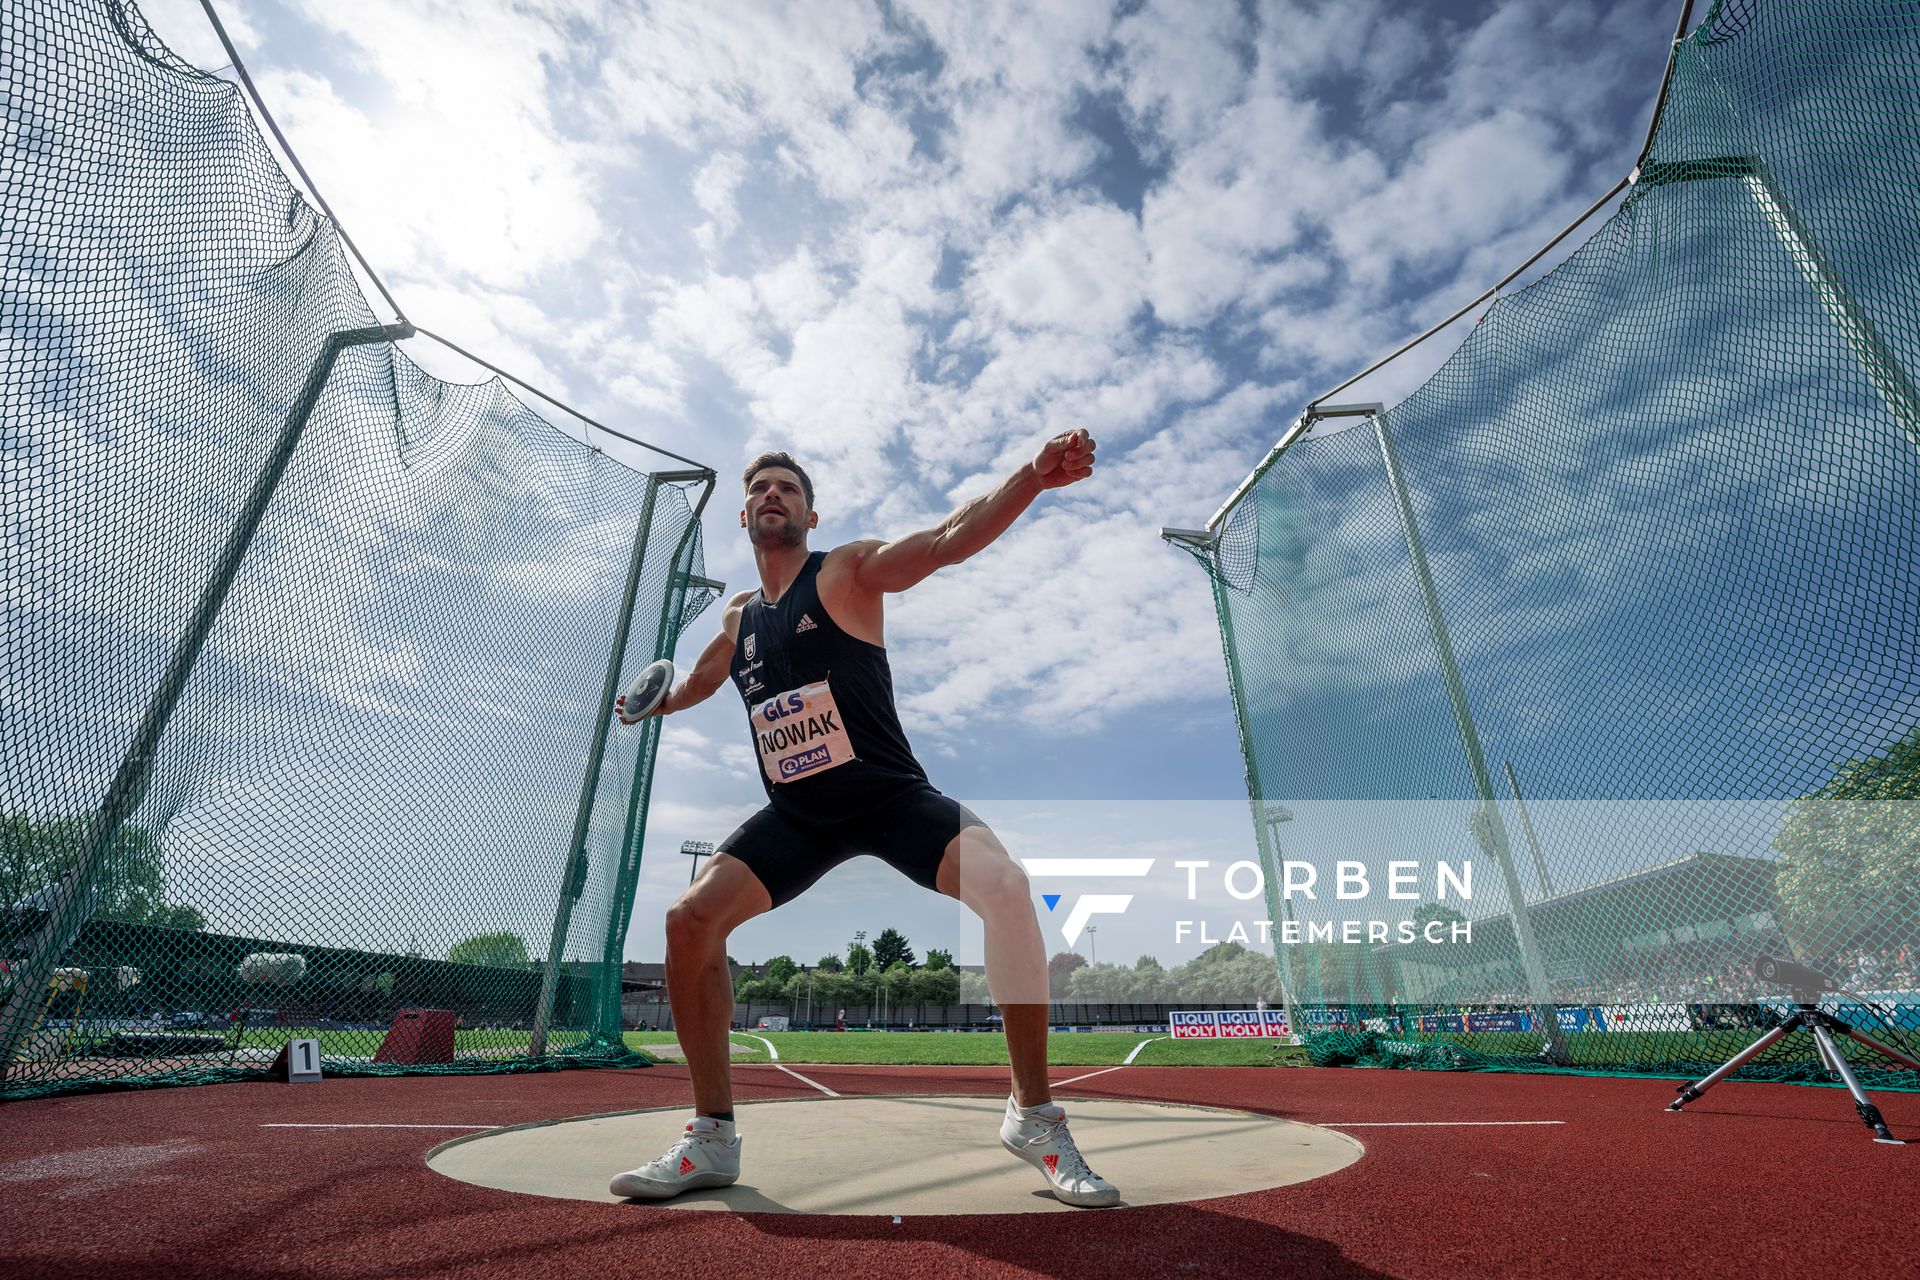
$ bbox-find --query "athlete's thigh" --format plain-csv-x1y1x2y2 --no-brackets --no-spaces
714,803,856,910
674,849,774,933
931,812,1022,907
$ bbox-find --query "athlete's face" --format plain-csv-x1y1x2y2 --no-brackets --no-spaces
742,468,816,549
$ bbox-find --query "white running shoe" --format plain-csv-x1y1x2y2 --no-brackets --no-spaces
609,1117,741,1200
999,1097,1121,1208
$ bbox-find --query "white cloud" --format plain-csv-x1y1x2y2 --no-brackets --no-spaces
1331,110,1574,289
691,152,749,252
139,0,262,67
969,200,1149,336
1112,0,1250,153
109,0,1687,761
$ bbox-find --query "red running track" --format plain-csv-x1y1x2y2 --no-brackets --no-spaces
1,1062,1913,1279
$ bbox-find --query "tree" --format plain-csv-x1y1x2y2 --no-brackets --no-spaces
1065,962,1155,1001
873,927,915,969
924,947,954,971
446,932,530,969
1048,950,1086,996
765,955,799,986
958,969,993,1004
146,904,207,931
1,815,201,926
1775,728,1920,947
908,965,959,1003
815,953,844,973
1165,942,1283,1004
846,942,873,976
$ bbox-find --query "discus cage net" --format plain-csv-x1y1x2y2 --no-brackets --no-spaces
1,0,719,1100
1172,0,1919,1084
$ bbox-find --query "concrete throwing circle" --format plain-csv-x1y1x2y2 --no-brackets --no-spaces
427,1095,1362,1215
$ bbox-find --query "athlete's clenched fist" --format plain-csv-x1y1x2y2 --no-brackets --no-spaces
1031,429,1097,489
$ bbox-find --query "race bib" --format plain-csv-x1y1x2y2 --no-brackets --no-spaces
752,680,857,785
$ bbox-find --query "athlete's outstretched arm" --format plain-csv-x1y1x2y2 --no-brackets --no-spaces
850,429,1097,593
637,592,752,718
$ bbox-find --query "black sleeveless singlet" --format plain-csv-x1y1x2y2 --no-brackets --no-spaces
729,551,928,822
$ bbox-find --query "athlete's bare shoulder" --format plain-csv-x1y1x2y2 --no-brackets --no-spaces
816,540,886,644
820,539,885,583
720,588,757,640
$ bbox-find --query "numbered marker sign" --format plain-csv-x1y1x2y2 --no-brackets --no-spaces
286,1038,322,1084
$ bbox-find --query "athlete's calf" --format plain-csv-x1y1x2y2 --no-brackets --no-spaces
664,854,771,1117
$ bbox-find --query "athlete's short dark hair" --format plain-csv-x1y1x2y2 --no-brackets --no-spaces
743,451,814,508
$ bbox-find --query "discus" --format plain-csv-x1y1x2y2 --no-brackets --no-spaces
614,658,674,724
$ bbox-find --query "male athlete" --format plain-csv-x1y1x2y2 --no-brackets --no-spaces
608,430,1118,1207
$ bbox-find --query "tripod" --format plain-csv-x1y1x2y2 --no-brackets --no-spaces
1667,987,1920,1144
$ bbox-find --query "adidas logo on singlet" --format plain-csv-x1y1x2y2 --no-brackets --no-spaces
795,613,819,633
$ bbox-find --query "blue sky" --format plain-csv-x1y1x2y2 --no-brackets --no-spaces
130,0,1693,966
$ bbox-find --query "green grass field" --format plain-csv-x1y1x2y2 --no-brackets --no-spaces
616,1029,1308,1068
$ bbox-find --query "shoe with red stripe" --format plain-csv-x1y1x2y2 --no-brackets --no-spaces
999,1097,1120,1207
609,1117,740,1199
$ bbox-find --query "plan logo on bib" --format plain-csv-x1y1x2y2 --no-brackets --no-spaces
1018,858,1155,944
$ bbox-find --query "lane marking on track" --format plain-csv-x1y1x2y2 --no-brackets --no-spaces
1051,1065,1125,1087
1051,1034,1166,1086
739,1033,841,1098
261,1123,498,1130
1315,1120,1567,1127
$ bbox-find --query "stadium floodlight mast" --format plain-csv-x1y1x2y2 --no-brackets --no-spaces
680,840,717,885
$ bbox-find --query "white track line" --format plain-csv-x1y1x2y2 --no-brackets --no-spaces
737,1033,841,1098
1051,1065,1125,1087
1316,1120,1567,1127
1051,1036,1165,1087
261,1123,497,1130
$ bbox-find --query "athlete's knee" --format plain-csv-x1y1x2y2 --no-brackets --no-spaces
969,855,1033,918
664,893,729,953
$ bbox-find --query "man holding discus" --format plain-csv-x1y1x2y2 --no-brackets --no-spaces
609,430,1117,1208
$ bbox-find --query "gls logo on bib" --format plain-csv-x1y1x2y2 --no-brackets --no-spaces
752,680,856,783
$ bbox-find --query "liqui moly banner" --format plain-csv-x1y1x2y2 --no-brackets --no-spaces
1170,1010,1292,1039
1170,1010,1218,1039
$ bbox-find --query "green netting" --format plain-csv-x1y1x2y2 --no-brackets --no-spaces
1180,0,1919,1087
1,0,718,1100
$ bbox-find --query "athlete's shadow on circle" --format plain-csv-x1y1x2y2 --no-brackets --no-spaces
733,1199,1395,1278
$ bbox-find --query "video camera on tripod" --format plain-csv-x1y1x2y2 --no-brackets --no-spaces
1665,955,1917,1144
1751,955,1838,998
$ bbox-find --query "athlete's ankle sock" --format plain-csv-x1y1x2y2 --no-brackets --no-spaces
1010,1096,1062,1120
700,1110,735,1125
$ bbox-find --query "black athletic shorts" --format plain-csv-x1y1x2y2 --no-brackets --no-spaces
716,785,986,908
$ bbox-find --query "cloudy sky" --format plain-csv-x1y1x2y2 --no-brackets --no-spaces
137,0,1683,966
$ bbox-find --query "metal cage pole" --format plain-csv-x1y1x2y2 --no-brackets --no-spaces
1162,526,1299,1038
1504,761,1556,899
1372,407,1571,1064
530,474,665,1056
0,323,413,1082
593,483,722,1040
